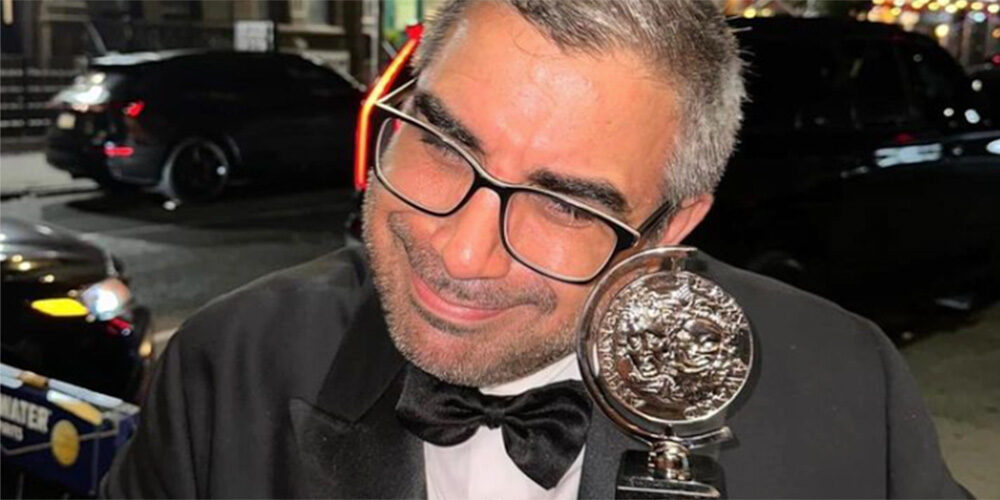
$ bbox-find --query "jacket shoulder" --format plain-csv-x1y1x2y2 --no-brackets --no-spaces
167,246,375,397
701,255,966,498
702,254,884,351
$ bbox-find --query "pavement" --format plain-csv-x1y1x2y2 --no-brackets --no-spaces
900,305,1000,498
0,151,997,497
0,152,98,198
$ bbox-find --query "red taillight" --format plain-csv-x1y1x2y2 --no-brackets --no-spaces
106,317,134,337
122,100,145,118
104,144,134,157
354,31,422,192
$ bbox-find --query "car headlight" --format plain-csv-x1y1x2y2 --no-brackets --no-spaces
30,278,133,321
987,138,1000,155
30,298,90,317
79,277,132,321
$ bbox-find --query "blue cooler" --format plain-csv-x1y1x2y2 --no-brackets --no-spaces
1,363,140,497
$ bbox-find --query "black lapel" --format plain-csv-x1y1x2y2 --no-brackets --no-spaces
578,410,640,499
289,287,425,498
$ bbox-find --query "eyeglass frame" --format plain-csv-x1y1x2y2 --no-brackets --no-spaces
371,78,676,284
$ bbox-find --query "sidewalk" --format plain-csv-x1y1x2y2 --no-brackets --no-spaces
0,151,97,198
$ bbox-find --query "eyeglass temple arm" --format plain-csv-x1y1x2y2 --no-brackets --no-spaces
376,78,418,108
635,200,677,235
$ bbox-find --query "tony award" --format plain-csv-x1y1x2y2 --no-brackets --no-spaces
577,247,754,499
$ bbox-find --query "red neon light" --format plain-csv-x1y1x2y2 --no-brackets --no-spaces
104,144,135,157
405,24,424,41
354,36,421,192
123,100,145,118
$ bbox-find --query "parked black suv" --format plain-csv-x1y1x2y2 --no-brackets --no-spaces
46,50,362,201
688,18,1000,322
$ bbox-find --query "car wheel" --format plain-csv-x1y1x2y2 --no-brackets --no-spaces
159,137,230,202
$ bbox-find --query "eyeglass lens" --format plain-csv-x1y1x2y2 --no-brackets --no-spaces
376,116,617,281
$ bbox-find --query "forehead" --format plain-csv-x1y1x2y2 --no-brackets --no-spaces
418,2,680,218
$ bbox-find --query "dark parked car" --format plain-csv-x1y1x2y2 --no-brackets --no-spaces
970,60,1000,125
46,50,362,201
688,18,1000,324
0,217,151,402
351,20,999,331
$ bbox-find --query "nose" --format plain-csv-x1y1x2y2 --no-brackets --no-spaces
430,188,512,280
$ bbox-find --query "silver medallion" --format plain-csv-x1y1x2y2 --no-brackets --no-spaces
577,247,755,498
597,270,752,423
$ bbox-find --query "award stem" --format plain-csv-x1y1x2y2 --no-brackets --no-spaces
649,441,692,481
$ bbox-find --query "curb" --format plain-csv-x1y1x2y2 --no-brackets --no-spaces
0,184,100,201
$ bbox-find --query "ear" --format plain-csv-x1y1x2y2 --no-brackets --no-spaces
654,193,714,246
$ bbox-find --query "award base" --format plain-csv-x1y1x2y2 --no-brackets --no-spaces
615,450,725,500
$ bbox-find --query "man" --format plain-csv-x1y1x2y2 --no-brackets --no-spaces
103,1,967,498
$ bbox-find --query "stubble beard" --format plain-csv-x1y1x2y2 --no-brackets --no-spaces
362,189,577,387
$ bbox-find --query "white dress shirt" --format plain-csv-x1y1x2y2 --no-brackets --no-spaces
424,355,585,500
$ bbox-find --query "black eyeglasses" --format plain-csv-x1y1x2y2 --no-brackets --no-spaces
372,79,675,283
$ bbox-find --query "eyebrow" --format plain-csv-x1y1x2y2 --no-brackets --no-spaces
411,89,630,218
412,91,484,155
528,169,630,218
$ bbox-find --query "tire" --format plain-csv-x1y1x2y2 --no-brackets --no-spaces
158,137,231,202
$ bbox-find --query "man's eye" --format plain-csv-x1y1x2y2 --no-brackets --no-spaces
541,198,597,226
419,133,463,162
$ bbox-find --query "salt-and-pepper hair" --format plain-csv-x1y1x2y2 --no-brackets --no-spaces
414,0,745,206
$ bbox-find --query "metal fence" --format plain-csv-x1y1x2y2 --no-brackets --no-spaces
0,56,77,144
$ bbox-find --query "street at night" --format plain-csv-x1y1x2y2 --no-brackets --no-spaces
3,0,1000,497
1,151,997,496
2,153,354,353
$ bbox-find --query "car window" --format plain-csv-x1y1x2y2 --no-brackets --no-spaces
284,57,354,95
840,40,914,131
738,37,852,133
899,42,972,129
239,56,293,93
145,55,296,100
152,57,243,94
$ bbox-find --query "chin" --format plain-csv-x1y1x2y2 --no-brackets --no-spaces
385,302,575,387
405,315,476,364
386,304,500,386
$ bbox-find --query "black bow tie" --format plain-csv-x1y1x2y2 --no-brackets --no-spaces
395,365,593,490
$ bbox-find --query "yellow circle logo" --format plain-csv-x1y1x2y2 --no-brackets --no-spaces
50,420,80,467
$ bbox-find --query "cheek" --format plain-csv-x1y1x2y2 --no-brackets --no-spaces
401,210,443,240
548,283,592,324
364,185,413,263
367,184,427,236
367,181,446,241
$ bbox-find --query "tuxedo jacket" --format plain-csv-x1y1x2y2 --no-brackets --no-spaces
101,246,967,498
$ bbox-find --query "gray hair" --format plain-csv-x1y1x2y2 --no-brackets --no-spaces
413,0,745,206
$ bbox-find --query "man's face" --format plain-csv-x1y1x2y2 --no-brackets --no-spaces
364,3,696,386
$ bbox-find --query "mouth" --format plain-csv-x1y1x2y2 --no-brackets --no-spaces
409,270,509,325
